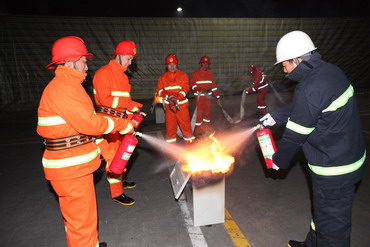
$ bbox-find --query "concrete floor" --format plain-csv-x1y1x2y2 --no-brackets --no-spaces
1,91,369,247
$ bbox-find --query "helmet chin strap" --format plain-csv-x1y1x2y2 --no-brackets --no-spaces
72,62,78,70
118,55,123,66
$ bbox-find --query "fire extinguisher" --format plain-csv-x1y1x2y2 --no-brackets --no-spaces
255,125,277,169
109,133,139,174
131,112,146,128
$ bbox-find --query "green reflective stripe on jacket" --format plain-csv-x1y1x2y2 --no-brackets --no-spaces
308,150,366,176
323,84,354,113
38,116,67,126
311,220,316,231
107,176,122,184
196,80,212,84
286,118,315,135
111,97,119,108
42,149,100,169
111,91,130,97
164,86,182,91
103,117,115,134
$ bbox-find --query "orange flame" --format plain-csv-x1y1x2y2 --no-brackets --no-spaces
182,133,235,174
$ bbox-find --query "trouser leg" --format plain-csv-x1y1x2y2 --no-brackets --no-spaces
50,174,99,247
305,178,356,247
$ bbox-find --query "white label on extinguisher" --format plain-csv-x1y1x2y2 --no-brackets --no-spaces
121,152,132,161
258,135,275,158
127,144,136,152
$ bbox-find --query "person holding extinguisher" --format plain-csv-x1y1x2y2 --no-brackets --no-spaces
190,56,220,137
245,65,269,115
259,31,366,247
93,40,143,206
155,54,195,144
37,36,136,247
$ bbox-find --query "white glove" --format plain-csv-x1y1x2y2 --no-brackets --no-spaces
272,163,279,171
259,113,276,127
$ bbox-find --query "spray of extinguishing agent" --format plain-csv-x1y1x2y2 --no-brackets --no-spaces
254,124,277,169
109,112,146,175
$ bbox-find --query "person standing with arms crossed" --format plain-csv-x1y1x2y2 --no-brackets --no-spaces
259,30,366,247
190,56,220,137
37,36,135,247
93,40,142,206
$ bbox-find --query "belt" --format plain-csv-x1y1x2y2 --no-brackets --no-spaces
44,134,96,151
95,105,128,118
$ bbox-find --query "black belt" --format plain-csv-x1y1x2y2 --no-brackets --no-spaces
44,134,96,151
95,105,128,118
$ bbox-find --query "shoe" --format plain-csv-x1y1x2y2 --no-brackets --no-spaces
99,242,107,247
113,194,135,206
123,181,137,189
287,240,307,247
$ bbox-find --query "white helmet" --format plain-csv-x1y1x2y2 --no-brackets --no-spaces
275,30,317,65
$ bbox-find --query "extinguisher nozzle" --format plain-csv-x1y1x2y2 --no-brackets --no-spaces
133,131,143,137
253,124,263,131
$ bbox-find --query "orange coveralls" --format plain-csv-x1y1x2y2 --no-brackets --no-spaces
156,69,194,143
245,67,269,115
190,67,220,135
93,59,142,197
37,65,132,247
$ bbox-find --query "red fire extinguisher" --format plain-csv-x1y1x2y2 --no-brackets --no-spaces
256,126,277,169
109,134,139,174
131,112,146,128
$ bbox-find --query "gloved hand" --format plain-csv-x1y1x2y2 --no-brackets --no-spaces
118,119,135,135
272,163,279,170
173,94,184,101
259,113,276,127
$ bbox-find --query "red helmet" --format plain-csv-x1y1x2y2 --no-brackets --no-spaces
46,36,93,69
112,40,138,57
165,54,179,64
248,65,257,75
199,56,211,64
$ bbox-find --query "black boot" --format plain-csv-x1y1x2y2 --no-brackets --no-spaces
99,242,107,247
123,181,137,189
113,193,135,206
287,240,307,247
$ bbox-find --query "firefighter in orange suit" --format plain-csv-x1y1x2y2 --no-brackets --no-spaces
190,56,220,136
37,36,135,247
245,65,269,115
93,40,142,206
156,54,195,144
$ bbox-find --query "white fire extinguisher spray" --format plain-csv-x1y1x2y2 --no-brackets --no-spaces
109,132,141,174
255,124,277,169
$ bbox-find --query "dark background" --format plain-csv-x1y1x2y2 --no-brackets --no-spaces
2,0,370,18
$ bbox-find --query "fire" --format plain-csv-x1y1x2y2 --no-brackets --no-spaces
182,133,235,174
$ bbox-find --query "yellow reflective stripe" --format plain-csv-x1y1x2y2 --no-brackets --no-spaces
308,150,366,176
166,138,177,143
184,136,195,141
95,136,105,145
211,87,218,91
103,117,115,134
42,149,100,169
179,91,186,97
38,116,66,126
164,86,182,90
196,80,212,84
119,123,134,134
286,119,315,135
311,220,316,231
111,97,119,108
323,85,354,113
93,89,97,95
107,175,122,184
111,91,130,97
178,98,189,104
